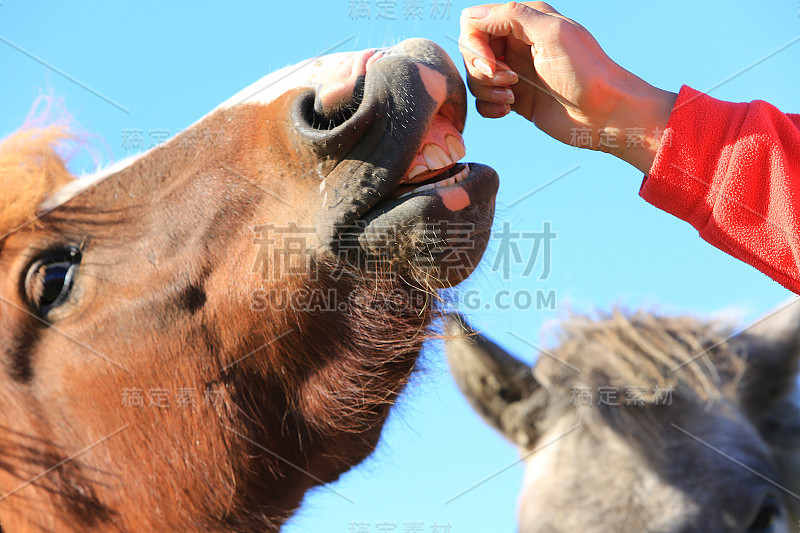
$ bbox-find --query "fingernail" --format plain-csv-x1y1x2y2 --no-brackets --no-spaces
462,6,489,18
491,88,515,104
496,70,519,85
473,58,494,78
501,104,511,115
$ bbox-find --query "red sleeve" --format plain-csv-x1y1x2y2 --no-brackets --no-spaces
640,85,800,294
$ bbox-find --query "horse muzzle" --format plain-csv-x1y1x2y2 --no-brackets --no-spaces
292,38,499,287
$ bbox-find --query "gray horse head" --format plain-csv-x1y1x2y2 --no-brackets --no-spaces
446,302,800,533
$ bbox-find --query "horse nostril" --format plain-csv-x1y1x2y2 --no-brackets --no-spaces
293,79,365,133
311,77,365,130
291,84,375,159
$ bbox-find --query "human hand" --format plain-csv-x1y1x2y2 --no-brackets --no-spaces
459,2,677,173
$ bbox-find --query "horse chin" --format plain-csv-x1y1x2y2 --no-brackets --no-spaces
355,163,498,288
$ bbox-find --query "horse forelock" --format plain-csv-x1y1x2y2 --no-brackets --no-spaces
0,125,75,238
541,310,748,406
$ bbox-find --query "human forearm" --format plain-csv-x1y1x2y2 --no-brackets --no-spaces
599,76,678,174
459,3,678,174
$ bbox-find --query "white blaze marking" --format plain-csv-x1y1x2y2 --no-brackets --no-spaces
41,48,389,212
217,51,368,110
417,63,447,108
39,151,150,212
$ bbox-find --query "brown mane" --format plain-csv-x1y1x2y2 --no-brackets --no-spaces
0,126,74,238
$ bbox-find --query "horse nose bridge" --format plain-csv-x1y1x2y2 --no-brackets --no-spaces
391,38,461,77
391,39,465,94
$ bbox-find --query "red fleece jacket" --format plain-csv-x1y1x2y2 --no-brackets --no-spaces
640,85,800,294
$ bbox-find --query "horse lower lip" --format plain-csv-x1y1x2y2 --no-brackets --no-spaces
351,162,498,286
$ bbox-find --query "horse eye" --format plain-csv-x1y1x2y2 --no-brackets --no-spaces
748,496,781,533
25,249,82,315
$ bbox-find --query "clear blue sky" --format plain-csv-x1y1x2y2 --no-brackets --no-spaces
2,2,798,531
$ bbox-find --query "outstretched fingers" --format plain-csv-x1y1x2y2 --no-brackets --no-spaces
460,3,561,118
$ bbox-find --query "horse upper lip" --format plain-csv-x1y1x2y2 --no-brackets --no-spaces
360,59,469,208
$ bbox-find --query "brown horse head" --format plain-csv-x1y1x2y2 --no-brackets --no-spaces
0,39,498,531
446,303,800,532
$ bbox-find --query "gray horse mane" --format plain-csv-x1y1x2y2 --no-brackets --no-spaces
540,310,749,407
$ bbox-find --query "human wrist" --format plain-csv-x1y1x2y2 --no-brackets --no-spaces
600,78,678,174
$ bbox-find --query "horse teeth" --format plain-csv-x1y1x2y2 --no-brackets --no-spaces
435,176,456,188
414,182,436,193
408,165,428,179
445,134,466,162
422,143,453,170
397,164,471,200
453,164,470,183
396,181,438,199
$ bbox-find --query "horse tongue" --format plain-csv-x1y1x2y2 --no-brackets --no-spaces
401,114,466,184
